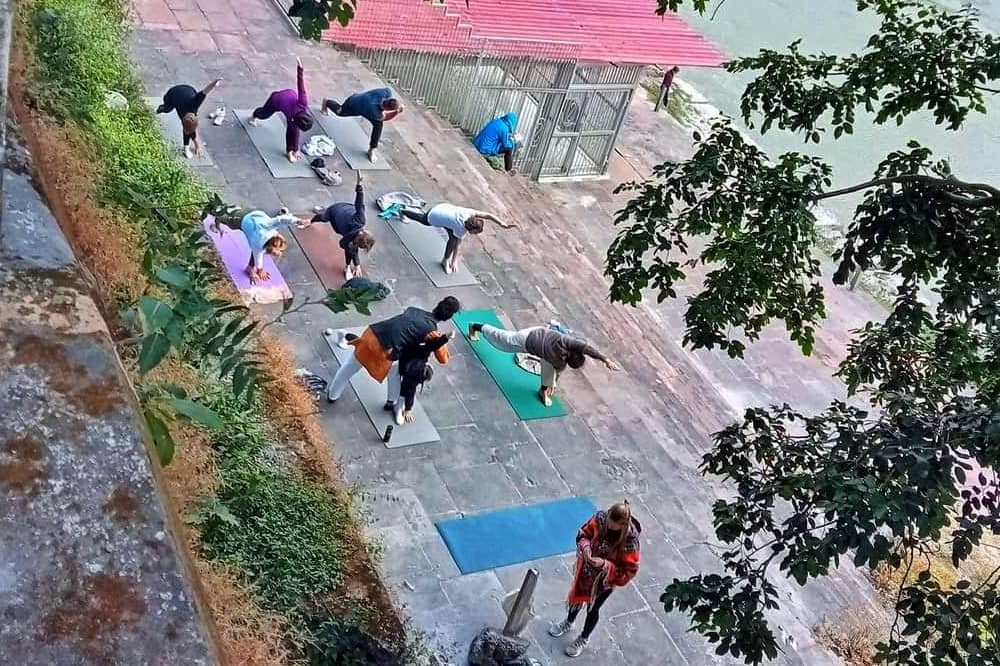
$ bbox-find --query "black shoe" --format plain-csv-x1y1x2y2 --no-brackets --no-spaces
383,401,395,411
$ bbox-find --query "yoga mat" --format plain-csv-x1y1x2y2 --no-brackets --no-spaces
202,216,292,305
145,97,213,166
383,214,479,288
235,109,321,179
436,497,597,574
313,110,392,171
291,223,347,290
452,309,567,420
322,328,440,448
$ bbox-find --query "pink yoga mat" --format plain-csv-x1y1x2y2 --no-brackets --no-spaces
202,216,293,305
291,223,347,291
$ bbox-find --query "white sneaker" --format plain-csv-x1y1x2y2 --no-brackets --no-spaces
248,115,259,126
368,148,378,163
394,404,405,425
442,261,454,275
565,635,588,658
548,619,573,637
334,330,350,350
212,106,226,125
345,266,355,281
184,146,194,159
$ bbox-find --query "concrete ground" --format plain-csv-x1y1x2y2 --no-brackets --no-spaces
128,1,889,663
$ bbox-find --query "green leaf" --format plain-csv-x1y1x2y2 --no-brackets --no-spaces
145,411,175,465
155,265,191,289
169,398,223,429
138,332,171,374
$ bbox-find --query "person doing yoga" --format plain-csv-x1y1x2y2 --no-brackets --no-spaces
400,204,516,275
249,57,312,162
309,172,374,280
468,322,618,406
214,209,310,284
156,79,221,158
321,88,403,163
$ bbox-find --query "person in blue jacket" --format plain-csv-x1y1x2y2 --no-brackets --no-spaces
473,112,519,173
321,88,404,164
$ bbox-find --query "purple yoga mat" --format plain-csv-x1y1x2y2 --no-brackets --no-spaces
202,216,293,304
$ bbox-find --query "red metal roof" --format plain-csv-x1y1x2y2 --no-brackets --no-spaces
322,0,725,67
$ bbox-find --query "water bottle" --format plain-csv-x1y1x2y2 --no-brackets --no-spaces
383,425,394,444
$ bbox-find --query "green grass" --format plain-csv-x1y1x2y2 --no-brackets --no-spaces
24,0,405,661
641,76,696,127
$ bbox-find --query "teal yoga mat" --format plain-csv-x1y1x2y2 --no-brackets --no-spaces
452,309,567,420
436,497,597,574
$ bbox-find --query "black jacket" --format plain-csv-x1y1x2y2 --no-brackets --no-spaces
370,307,438,359
398,335,449,410
319,184,366,250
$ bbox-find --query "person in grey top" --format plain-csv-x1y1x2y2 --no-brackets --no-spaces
468,322,618,406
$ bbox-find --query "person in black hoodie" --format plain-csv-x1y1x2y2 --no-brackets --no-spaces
391,330,454,425
309,172,375,279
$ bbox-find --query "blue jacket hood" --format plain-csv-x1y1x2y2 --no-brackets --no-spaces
473,112,520,156
501,112,518,132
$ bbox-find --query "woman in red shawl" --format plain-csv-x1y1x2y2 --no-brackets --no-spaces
549,501,642,657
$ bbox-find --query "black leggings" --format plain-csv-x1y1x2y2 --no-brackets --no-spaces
566,589,613,639
500,146,514,171
324,99,383,150
400,208,461,260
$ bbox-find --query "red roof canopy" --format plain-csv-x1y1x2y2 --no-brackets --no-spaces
322,0,726,67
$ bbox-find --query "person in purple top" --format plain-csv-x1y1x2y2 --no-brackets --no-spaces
321,88,404,163
249,57,313,162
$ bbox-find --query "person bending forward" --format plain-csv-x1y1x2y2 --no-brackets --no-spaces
309,172,375,280
321,88,403,163
157,79,221,158
249,57,312,162
468,322,617,406
400,203,515,275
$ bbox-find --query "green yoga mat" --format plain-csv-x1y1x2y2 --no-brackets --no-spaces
452,309,567,420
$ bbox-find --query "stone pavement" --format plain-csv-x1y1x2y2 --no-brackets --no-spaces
128,1,888,663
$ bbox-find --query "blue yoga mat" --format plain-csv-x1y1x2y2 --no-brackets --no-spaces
436,497,597,574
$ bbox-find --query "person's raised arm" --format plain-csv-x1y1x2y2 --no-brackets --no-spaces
296,57,307,106
201,78,222,97
353,172,365,225
568,336,617,369
479,212,517,229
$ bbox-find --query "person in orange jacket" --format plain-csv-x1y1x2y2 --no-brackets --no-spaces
548,501,642,658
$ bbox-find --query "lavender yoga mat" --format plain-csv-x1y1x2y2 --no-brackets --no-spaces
202,216,293,304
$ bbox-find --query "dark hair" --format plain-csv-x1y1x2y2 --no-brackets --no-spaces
294,113,314,131
567,350,586,369
432,296,461,321
465,217,486,234
382,98,400,111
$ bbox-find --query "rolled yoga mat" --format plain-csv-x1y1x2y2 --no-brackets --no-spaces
236,109,323,179
435,497,597,574
322,328,440,448
202,216,292,305
451,309,567,420
144,96,214,166
313,110,392,171
291,223,348,290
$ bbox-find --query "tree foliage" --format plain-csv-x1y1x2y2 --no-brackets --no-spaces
608,0,1000,663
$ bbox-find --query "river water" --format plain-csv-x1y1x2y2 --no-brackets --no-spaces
677,0,1000,225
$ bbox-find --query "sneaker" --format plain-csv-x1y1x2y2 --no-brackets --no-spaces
321,98,332,115
334,330,350,350
548,619,573,638
539,389,553,407
345,265,356,281
383,401,395,412
212,106,226,125
248,115,260,126
468,324,480,341
368,148,378,163
442,261,454,275
565,635,589,658
394,405,405,425
278,207,290,215
184,145,194,159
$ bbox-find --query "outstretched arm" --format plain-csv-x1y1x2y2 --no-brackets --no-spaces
568,337,618,369
479,212,517,229
383,107,403,122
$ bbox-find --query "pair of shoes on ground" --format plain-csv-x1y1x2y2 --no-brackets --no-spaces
548,620,589,657
208,106,226,125
441,260,455,275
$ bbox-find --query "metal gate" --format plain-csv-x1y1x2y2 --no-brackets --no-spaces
354,46,641,180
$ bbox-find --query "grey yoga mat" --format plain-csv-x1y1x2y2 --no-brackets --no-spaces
313,110,392,171
236,109,322,179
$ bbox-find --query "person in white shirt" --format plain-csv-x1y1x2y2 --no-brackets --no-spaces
400,203,516,274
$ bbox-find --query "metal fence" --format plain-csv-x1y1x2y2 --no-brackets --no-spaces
355,45,641,179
